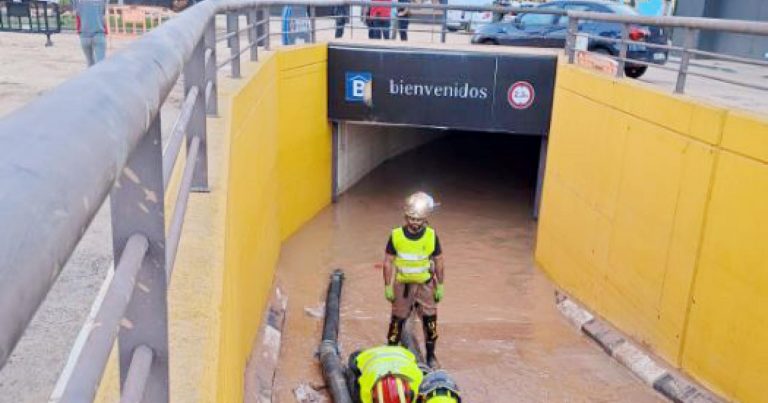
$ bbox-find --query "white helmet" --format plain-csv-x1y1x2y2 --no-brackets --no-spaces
404,192,436,219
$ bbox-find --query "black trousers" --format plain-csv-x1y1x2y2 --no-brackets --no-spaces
398,18,409,41
335,16,347,38
368,19,390,39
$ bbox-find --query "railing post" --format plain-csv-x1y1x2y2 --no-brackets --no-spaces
110,117,169,403
43,2,53,46
441,8,448,43
121,345,154,403
247,9,258,61
256,7,266,47
675,27,696,94
310,6,317,43
264,8,271,51
566,16,578,63
616,22,628,78
204,17,218,116
227,12,241,78
184,35,209,191
391,12,398,41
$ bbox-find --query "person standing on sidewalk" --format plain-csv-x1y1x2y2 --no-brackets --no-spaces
384,192,445,368
396,0,411,41
74,0,107,66
333,4,349,38
363,0,391,39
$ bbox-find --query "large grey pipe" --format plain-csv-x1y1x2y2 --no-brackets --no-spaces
0,0,348,371
319,270,353,403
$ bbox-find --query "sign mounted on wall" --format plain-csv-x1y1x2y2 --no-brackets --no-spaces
328,44,557,135
507,81,535,110
281,6,311,45
575,50,619,76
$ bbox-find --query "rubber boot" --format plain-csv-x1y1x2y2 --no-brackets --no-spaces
422,314,439,368
387,315,406,346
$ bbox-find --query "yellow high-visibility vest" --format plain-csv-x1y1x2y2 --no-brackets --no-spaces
356,346,423,403
392,226,435,284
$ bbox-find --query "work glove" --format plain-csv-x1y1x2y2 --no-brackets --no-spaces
385,285,395,302
434,283,444,302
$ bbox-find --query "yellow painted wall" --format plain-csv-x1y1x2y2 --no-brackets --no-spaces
218,45,331,402
91,44,329,403
682,111,768,402
277,46,332,240
536,64,768,401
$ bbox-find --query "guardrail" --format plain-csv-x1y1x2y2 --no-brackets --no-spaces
220,2,768,96
0,0,61,45
563,11,768,93
1,1,767,402
0,0,235,401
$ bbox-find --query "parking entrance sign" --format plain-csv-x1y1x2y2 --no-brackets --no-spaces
328,44,557,135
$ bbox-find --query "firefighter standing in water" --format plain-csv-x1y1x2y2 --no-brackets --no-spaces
384,192,444,368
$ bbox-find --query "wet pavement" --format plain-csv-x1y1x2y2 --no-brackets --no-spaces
270,132,662,402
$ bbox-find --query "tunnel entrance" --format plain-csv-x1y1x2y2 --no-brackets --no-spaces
332,123,548,217
328,43,558,216
336,128,542,210
271,125,661,402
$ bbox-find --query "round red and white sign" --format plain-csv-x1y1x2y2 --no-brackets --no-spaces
507,81,535,110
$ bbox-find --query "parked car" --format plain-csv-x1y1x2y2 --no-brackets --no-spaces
471,0,669,78
500,1,538,22
446,0,497,32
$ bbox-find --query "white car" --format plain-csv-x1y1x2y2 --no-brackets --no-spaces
446,0,497,32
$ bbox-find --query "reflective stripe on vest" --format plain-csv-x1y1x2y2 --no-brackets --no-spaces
392,226,435,284
356,346,423,403
398,266,430,274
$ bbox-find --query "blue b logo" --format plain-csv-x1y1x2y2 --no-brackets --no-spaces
345,72,372,103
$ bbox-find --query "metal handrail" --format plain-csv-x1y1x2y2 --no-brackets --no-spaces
54,234,149,402
205,80,215,104
216,30,239,42
564,9,768,93
166,135,202,279
163,86,199,188
0,0,243,399
568,10,768,35
572,32,768,70
120,345,154,403
687,48,768,67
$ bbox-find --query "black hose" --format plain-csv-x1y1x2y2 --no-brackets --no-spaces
400,321,426,365
320,269,353,403
322,270,344,343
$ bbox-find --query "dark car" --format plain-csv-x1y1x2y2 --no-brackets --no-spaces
471,0,669,78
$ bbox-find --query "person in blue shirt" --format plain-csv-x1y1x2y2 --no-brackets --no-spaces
73,0,107,66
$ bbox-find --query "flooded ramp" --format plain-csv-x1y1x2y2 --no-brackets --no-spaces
269,133,661,402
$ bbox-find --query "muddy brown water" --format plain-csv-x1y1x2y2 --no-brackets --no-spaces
270,132,662,402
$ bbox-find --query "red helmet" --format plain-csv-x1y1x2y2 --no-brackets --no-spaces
372,374,414,403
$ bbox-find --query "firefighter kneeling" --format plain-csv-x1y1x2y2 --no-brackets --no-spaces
346,345,461,403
